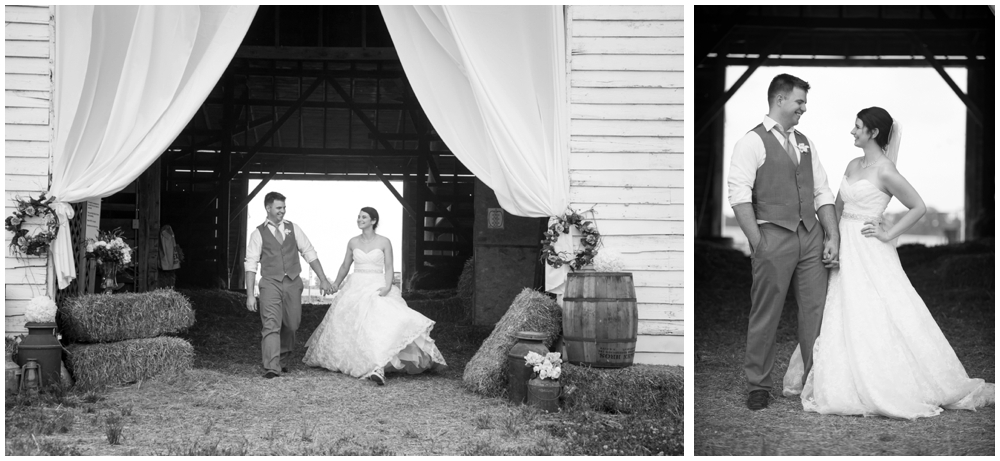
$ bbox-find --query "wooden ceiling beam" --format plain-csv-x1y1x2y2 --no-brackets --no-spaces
235,46,398,61
203,99,420,111
696,16,994,32
712,57,978,67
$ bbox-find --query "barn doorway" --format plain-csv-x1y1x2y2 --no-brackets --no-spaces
95,6,546,326
718,65,968,254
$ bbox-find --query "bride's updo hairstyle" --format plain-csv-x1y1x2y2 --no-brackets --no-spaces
361,207,379,231
857,107,894,151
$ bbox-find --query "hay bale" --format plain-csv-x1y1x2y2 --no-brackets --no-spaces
462,288,561,397
456,257,474,313
561,363,683,416
59,289,195,343
65,336,194,388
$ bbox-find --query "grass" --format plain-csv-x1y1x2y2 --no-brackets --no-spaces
694,241,995,456
6,287,682,455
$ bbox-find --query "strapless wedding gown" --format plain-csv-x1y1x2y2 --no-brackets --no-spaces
783,176,994,419
302,248,446,377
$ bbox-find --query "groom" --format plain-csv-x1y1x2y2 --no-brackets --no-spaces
727,74,840,410
245,192,335,379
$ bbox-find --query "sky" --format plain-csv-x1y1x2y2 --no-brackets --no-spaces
720,66,968,221
245,179,403,286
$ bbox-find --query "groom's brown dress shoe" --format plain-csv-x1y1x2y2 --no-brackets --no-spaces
263,371,280,379
747,390,770,410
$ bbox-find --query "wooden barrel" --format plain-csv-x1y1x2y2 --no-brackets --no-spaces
562,272,638,368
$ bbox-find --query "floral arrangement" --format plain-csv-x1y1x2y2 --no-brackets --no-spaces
593,248,625,272
524,351,563,381
540,208,601,271
86,228,133,267
4,192,59,257
24,295,57,323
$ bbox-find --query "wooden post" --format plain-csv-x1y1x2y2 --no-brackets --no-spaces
415,154,427,271
219,72,234,288
137,158,162,291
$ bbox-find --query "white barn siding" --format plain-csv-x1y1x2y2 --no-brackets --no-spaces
5,5,54,335
567,5,683,366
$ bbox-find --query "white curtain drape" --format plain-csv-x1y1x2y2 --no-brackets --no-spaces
48,5,257,289
380,5,572,292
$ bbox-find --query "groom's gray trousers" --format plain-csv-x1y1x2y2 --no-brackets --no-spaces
259,275,303,374
746,221,827,392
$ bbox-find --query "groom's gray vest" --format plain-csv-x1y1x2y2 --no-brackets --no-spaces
258,221,301,281
750,124,817,232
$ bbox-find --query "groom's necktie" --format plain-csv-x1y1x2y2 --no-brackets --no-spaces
781,129,799,166
272,222,285,245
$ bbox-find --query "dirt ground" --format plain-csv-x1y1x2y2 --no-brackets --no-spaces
694,242,996,456
9,299,680,455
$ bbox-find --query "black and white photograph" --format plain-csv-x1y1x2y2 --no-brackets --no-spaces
693,5,995,456
5,4,683,455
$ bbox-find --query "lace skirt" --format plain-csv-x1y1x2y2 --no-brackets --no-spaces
782,217,994,418
302,272,447,377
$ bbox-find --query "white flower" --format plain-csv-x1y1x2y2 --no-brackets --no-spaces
797,143,809,153
524,351,545,367
86,242,95,253
24,295,57,323
593,249,625,272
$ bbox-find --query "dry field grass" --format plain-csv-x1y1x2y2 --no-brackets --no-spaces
694,241,996,456
7,289,682,455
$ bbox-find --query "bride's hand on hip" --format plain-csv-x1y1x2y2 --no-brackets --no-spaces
377,286,391,297
862,221,890,242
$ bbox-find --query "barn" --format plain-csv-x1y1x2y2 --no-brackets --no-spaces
5,5,682,366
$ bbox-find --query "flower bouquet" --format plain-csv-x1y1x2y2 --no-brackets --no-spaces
86,228,133,293
524,351,563,412
24,296,57,324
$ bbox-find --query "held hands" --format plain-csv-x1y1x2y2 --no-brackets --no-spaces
377,286,391,297
822,236,840,269
320,279,337,296
862,221,891,242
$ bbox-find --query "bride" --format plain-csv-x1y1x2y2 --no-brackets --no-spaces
783,107,994,419
302,207,447,384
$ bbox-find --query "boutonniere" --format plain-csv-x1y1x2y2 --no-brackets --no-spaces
283,228,292,236
797,143,809,153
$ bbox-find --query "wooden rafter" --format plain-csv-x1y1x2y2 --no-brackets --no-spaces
909,33,984,127
695,32,787,138
230,171,278,223
367,160,417,219
189,76,325,221
226,76,326,181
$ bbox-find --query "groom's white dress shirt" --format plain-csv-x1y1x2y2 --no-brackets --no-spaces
728,115,836,224
244,220,319,273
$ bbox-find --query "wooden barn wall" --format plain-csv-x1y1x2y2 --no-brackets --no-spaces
566,5,683,366
5,5,54,335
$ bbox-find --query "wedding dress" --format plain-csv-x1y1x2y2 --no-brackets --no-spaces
302,248,447,378
782,175,994,419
